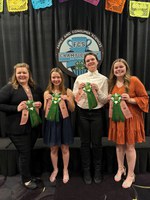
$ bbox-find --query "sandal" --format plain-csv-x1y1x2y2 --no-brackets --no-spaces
49,169,58,183
63,170,69,184
114,167,126,182
122,174,135,188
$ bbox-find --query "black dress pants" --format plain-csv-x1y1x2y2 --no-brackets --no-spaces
77,106,104,171
9,130,38,183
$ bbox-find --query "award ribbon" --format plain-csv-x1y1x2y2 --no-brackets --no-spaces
46,93,61,122
111,93,125,122
26,100,42,127
83,82,97,110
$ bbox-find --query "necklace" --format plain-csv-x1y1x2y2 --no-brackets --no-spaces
23,86,30,92
116,80,124,88
53,90,60,94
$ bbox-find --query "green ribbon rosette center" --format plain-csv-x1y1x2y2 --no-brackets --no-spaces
111,93,125,122
47,93,61,122
83,82,97,110
26,100,42,127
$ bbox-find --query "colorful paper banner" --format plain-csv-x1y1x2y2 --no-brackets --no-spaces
59,0,69,3
0,0,3,12
31,0,52,9
7,0,28,12
83,0,100,6
105,0,126,14
129,1,150,18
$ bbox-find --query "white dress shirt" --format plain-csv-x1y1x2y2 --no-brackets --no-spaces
73,70,108,109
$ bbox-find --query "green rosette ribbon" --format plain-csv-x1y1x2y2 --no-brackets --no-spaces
47,93,61,122
83,82,97,110
111,93,125,122
26,100,42,127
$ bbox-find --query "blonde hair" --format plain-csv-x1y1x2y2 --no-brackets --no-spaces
9,63,35,89
108,58,131,93
46,68,66,94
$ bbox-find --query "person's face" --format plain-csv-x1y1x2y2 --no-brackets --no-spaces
15,67,29,85
84,55,98,72
51,72,62,86
113,62,126,78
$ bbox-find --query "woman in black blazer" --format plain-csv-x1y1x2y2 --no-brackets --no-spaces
0,63,43,189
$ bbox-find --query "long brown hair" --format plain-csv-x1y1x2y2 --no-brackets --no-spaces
46,68,66,94
108,58,131,93
9,63,35,89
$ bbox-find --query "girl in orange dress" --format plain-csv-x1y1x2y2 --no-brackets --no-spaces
108,58,149,188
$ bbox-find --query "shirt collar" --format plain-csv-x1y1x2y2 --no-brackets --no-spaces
87,70,99,76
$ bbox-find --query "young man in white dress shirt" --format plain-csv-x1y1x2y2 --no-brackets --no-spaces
73,52,108,184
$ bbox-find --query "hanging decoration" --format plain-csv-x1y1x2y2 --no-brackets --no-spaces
6,0,28,12
3,0,150,18
105,0,126,14
0,0,3,12
83,0,100,6
129,1,150,18
31,0,52,9
59,0,69,3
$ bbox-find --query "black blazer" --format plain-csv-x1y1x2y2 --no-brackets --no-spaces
0,84,43,135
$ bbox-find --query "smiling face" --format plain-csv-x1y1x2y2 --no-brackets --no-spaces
84,54,98,72
51,72,62,87
113,62,127,79
15,67,29,85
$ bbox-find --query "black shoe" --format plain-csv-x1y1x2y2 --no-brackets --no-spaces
23,180,38,189
32,177,42,184
94,170,103,184
32,177,44,188
83,169,92,184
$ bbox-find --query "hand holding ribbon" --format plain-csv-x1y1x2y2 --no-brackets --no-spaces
26,100,42,127
91,83,99,92
17,101,27,112
46,93,61,122
78,83,85,90
83,82,97,110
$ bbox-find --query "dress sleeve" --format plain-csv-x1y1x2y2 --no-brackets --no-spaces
133,77,149,113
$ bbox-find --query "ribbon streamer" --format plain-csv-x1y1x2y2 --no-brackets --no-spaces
26,100,42,127
83,82,97,110
46,93,61,122
111,93,125,122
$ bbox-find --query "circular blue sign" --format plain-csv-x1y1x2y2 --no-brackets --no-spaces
56,30,104,77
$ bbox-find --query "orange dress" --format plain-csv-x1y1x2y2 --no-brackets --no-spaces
108,76,149,145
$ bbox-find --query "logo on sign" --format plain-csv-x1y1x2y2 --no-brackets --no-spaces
56,30,104,77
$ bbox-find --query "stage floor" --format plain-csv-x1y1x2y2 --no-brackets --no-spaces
0,173,150,200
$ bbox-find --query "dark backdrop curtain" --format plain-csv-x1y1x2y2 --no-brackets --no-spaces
0,0,150,137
